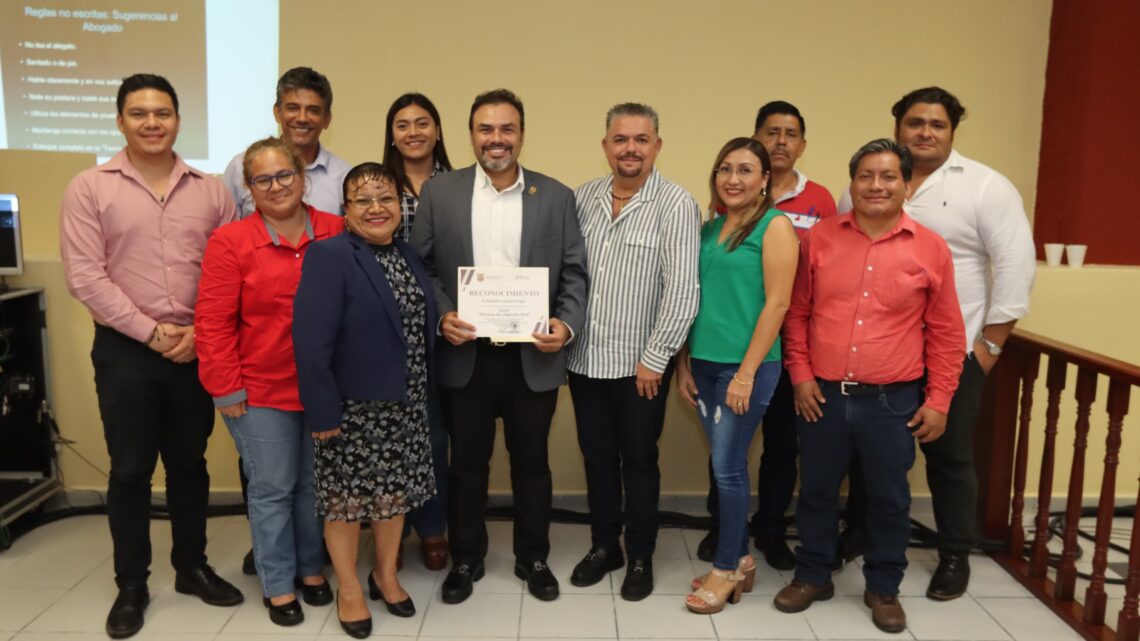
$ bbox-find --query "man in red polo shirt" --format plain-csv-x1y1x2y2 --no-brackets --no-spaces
773,139,965,634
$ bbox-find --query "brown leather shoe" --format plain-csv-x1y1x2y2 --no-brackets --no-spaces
421,536,449,571
864,591,907,633
773,579,834,613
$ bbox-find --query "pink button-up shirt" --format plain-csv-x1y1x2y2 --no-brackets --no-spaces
60,149,238,342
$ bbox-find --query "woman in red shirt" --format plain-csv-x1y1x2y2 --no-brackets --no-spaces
196,137,343,627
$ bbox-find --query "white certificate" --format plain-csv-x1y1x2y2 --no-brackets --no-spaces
457,267,549,342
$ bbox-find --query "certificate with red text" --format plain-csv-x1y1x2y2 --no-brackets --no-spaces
457,267,548,342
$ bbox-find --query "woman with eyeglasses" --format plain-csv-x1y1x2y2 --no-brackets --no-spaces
294,162,438,637
381,93,453,570
675,138,798,614
196,137,343,626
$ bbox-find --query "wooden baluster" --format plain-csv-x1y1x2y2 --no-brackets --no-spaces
1083,380,1132,625
1008,353,1041,558
1029,356,1068,578
1055,368,1098,601
1118,476,1140,641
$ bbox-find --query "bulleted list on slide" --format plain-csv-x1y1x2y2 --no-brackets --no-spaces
0,1,207,156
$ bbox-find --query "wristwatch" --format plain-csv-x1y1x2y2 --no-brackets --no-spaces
981,338,1003,356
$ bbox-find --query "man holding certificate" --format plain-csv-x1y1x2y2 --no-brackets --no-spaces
411,89,588,605
565,103,701,601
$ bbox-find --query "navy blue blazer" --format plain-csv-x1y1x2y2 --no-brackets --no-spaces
293,232,438,432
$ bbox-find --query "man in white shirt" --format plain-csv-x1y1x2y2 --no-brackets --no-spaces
839,86,1036,600
411,89,588,605
567,103,700,600
222,67,351,217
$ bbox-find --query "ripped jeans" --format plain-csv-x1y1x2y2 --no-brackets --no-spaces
691,358,782,570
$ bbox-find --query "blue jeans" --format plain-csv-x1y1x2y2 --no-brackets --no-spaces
692,359,781,571
406,392,448,538
794,380,919,595
224,406,324,598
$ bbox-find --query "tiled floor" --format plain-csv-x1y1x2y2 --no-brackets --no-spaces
0,511,1109,641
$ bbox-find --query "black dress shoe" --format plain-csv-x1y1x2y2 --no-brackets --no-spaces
242,548,257,575
336,592,372,639
367,571,416,617
174,565,245,606
515,559,559,601
570,547,624,587
756,536,796,571
294,577,334,606
619,559,653,601
927,553,970,600
697,531,717,562
441,561,485,604
106,585,148,639
262,596,304,626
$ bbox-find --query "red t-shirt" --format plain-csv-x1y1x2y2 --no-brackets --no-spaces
783,212,965,414
196,205,345,410
774,178,838,240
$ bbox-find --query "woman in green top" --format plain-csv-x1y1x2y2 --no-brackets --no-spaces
678,138,799,614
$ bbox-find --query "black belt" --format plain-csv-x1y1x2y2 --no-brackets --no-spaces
817,379,920,397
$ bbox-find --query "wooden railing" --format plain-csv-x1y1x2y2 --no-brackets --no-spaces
975,328,1140,641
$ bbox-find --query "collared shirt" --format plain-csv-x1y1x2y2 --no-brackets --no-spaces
838,150,1036,351
195,205,345,410
60,149,238,342
568,169,701,377
783,212,966,414
773,170,839,239
222,144,352,218
471,163,524,267
397,163,445,242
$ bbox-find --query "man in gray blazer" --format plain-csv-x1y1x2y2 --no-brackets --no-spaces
411,89,588,605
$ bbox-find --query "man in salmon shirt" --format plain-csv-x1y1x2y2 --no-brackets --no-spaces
774,139,965,634
699,100,838,570
60,73,243,639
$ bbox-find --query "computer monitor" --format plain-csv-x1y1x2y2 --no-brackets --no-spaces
0,195,24,277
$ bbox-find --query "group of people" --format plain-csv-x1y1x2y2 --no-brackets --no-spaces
58,65,1036,639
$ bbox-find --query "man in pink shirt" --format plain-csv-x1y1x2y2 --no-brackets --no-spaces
60,74,242,639
773,139,965,634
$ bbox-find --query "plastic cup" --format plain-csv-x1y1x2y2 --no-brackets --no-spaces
1065,244,1087,268
1044,243,1064,266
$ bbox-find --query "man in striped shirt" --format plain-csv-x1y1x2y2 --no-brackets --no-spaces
566,103,701,601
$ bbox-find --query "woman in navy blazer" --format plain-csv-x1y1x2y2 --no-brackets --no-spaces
294,163,438,637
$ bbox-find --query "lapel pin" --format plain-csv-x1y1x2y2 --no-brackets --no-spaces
528,186,537,195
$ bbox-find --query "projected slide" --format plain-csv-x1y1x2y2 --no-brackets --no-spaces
0,0,279,173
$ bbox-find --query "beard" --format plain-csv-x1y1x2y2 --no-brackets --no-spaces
479,145,514,173
615,155,643,178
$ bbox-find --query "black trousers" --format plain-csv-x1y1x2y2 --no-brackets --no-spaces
568,363,674,560
847,354,988,554
705,367,798,539
444,343,558,564
92,325,215,588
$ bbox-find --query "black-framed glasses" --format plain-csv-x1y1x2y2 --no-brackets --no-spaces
249,170,298,192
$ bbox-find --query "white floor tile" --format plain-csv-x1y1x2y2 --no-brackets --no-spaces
900,596,1011,640
651,557,701,595
418,592,520,638
547,522,594,556
656,528,693,560
680,527,712,560
0,588,68,632
136,587,242,635
520,593,616,637
975,597,1085,641
711,593,815,639
12,634,122,641
25,582,117,633
801,595,915,639
614,594,716,638
965,557,1034,598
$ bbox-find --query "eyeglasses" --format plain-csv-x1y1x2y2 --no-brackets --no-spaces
348,196,397,210
249,170,298,192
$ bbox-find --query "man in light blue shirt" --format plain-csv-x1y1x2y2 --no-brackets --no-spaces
222,67,351,217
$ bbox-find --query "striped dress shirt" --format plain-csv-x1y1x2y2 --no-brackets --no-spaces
567,168,701,378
